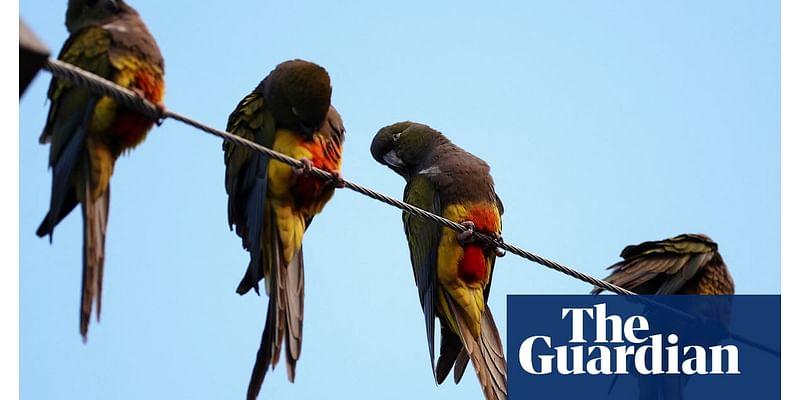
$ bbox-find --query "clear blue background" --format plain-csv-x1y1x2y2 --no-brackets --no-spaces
19,1,779,399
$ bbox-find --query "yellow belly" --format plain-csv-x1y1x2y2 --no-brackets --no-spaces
436,202,501,339
267,130,314,263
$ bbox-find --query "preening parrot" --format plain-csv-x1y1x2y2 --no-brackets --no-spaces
371,122,507,400
593,233,735,400
36,0,165,341
223,60,344,400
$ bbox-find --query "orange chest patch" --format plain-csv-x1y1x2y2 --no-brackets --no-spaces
466,206,500,233
299,138,340,172
109,70,164,149
291,138,341,207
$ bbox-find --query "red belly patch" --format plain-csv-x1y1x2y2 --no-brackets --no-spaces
110,111,154,148
456,204,500,284
293,174,325,207
459,244,488,283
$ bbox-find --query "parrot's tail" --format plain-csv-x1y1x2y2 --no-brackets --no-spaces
79,168,109,342
281,246,304,381
476,307,508,400
247,244,305,400
447,297,508,400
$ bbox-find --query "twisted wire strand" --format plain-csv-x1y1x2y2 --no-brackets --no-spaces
38,58,782,357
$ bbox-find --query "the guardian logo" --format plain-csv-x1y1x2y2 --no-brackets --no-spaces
518,303,740,376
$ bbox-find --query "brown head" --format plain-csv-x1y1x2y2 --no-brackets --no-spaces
66,0,135,33
260,59,332,138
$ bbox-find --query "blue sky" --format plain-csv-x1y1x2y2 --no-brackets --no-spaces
18,1,779,399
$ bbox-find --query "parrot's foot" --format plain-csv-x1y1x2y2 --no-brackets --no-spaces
457,221,505,256
153,102,167,126
291,158,314,186
131,87,167,125
491,232,506,257
294,158,314,175
457,221,477,244
329,170,346,189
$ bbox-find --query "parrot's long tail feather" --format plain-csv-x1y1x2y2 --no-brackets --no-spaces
282,247,304,382
447,297,507,400
247,299,276,400
79,161,109,341
247,242,305,399
246,234,281,400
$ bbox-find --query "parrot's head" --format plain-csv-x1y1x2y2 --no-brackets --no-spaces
263,59,332,138
66,0,129,33
371,121,447,180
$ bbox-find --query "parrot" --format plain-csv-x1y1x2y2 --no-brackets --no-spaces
223,59,344,400
36,0,165,341
592,233,734,296
593,233,735,400
371,121,507,400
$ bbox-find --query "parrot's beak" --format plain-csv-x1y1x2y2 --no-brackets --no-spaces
382,150,405,169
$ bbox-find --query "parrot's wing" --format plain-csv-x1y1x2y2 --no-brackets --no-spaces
484,192,503,301
41,27,113,152
403,175,442,375
36,27,113,238
592,234,719,294
495,192,504,216
318,105,345,166
223,91,277,295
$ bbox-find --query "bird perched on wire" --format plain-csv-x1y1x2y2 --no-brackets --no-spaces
592,233,734,296
593,233,735,400
36,0,165,341
223,59,344,400
371,122,507,400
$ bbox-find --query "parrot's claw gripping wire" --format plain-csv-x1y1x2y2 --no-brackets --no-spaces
294,158,314,176
492,233,506,257
154,103,167,126
456,221,477,244
330,171,346,189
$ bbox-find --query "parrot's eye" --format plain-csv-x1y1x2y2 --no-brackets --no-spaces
392,132,402,141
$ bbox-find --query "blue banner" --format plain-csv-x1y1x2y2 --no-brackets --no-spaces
507,295,780,399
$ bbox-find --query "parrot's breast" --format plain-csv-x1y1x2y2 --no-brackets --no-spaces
437,202,501,339
439,203,501,285
456,206,499,284
107,60,165,151
292,136,341,209
269,129,341,215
